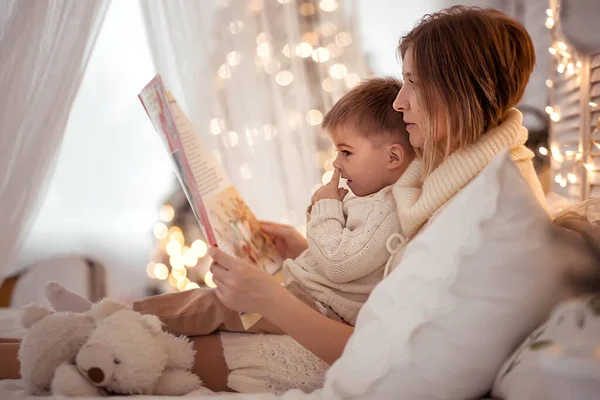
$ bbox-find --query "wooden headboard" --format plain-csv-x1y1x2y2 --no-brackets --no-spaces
0,255,107,308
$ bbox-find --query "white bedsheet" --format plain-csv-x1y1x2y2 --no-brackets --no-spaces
0,379,229,399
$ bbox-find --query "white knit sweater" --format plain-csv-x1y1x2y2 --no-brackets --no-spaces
283,186,401,325
385,108,547,275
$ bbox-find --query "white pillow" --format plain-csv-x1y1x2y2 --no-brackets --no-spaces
319,151,596,400
492,293,600,400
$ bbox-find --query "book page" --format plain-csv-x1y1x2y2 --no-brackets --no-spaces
167,100,282,276
139,75,283,329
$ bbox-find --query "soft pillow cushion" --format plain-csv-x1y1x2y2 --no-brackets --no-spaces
319,151,596,399
492,294,600,400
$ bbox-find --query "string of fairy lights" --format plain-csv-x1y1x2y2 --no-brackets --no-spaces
145,0,363,292
543,3,600,197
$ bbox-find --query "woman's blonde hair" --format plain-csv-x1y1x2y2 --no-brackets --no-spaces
399,6,535,175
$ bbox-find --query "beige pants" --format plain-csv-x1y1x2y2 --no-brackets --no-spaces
132,281,340,336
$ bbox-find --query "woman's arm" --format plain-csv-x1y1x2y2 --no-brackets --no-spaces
261,284,354,365
208,247,353,365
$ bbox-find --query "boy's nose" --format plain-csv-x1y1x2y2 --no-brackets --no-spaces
332,157,341,170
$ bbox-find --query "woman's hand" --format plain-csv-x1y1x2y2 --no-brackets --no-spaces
259,221,308,260
209,247,286,315
209,247,355,365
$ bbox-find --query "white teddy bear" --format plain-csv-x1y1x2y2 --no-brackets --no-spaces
19,298,203,396
18,305,96,395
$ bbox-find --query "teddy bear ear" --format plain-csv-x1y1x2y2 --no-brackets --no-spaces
139,314,164,335
20,304,53,329
90,298,130,322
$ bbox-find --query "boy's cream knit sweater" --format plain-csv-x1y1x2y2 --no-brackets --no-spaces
283,186,401,326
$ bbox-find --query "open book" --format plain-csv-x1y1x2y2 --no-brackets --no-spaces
138,75,282,329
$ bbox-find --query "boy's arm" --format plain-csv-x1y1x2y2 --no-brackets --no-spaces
307,197,399,284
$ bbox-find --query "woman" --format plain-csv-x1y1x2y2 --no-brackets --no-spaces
0,5,546,394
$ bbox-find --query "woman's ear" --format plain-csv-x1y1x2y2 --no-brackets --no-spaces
388,143,405,169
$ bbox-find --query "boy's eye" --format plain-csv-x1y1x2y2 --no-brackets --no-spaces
341,150,351,156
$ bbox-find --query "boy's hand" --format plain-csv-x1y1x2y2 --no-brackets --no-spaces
311,168,348,204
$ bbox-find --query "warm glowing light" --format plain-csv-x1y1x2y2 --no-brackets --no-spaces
170,254,186,270
177,277,191,292
257,42,272,58
311,47,330,63
218,64,232,79
183,247,198,267
227,51,242,66
185,282,200,291
159,204,174,222
229,20,244,34
154,263,169,280
210,118,225,135
299,2,316,16
295,42,313,58
551,146,564,163
276,70,294,86
539,147,548,156
256,32,270,44
172,267,187,279
319,0,338,12
204,271,217,288
146,262,156,278
192,239,208,258
166,240,182,257
306,109,323,125
329,63,348,79
153,223,168,239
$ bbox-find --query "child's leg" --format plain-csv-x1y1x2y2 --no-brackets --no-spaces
0,342,21,379
46,282,92,312
134,288,289,335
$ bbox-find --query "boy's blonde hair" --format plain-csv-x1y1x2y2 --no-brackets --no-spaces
323,77,412,150
399,6,535,175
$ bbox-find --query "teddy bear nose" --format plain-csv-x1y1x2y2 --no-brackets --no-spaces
87,367,105,384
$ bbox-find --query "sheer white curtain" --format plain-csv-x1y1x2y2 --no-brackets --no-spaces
141,0,367,228
0,0,110,280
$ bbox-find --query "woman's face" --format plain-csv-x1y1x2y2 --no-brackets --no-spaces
393,47,446,148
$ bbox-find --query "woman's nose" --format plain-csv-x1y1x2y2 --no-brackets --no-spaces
393,87,407,112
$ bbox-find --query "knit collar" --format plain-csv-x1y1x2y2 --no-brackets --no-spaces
393,108,534,238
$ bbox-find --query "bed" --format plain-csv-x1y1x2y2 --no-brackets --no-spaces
0,255,507,399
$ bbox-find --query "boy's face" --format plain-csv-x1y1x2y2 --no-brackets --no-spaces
330,127,403,197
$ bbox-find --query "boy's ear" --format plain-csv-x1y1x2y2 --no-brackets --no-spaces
388,143,405,168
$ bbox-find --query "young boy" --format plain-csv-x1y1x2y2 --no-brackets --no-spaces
47,77,414,332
